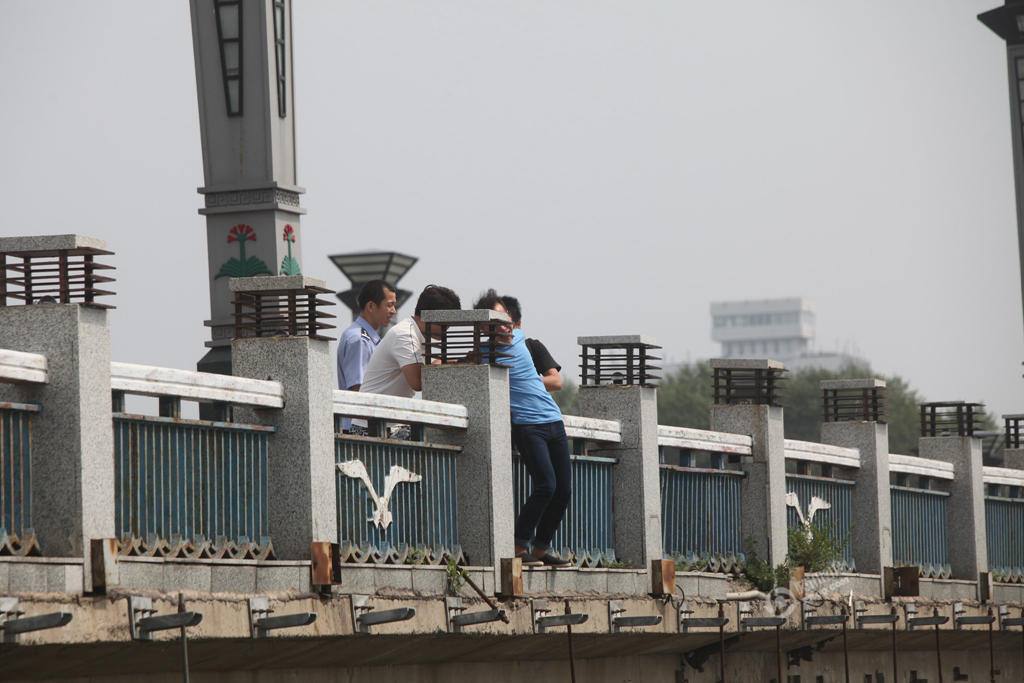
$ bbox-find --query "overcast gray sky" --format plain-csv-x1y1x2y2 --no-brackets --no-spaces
2,1,1022,420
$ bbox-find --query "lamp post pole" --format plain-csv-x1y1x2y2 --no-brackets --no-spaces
979,1,1024,338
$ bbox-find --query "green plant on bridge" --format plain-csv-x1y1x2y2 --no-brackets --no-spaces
445,558,467,594
787,520,848,573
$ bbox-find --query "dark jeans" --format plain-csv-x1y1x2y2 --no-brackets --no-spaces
512,420,571,550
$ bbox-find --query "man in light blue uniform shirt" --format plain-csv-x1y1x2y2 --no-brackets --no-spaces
337,280,397,432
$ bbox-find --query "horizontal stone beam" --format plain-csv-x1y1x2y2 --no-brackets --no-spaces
784,439,860,468
657,425,752,455
562,415,620,443
0,349,47,384
889,453,954,480
333,390,468,429
110,361,283,408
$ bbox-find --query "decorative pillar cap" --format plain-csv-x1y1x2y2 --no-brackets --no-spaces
820,378,886,391
919,401,985,438
0,234,115,308
710,358,786,406
422,309,511,324
577,335,661,387
230,275,335,341
422,309,512,365
229,274,327,293
821,378,887,423
709,358,785,371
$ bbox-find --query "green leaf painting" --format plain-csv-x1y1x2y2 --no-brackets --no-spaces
217,256,273,279
214,224,274,279
278,224,301,275
279,255,301,276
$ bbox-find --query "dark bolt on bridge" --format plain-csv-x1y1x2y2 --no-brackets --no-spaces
230,275,336,341
577,335,661,388
0,235,116,309
919,401,986,438
822,378,887,423
421,309,514,366
710,358,786,407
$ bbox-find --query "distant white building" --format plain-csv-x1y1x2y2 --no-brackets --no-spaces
710,297,866,372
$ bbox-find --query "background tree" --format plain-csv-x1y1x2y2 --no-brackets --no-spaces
653,360,971,456
552,380,579,416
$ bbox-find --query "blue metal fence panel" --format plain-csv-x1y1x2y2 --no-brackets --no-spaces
890,485,950,577
0,403,39,554
986,496,1024,581
785,474,855,570
336,435,460,564
660,466,743,564
113,415,272,558
512,453,615,566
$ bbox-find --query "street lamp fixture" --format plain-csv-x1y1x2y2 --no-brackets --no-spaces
328,250,418,321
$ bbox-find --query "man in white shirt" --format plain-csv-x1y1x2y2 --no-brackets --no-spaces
360,284,461,397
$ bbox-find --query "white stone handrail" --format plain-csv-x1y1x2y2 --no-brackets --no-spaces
657,426,753,455
784,439,860,469
562,415,621,443
888,453,954,480
110,362,284,408
0,349,47,384
983,466,1024,488
333,390,468,430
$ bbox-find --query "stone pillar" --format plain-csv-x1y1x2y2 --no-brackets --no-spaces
578,385,663,568
0,235,116,592
709,359,788,566
230,276,337,560
422,363,514,575
920,435,987,580
819,379,893,575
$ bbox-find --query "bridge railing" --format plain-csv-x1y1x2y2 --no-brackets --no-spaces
0,349,47,555
983,465,1024,582
333,391,467,565
110,362,281,559
657,426,749,572
511,415,621,568
889,453,952,578
784,439,858,571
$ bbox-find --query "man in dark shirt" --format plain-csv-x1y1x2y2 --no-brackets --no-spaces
500,294,562,392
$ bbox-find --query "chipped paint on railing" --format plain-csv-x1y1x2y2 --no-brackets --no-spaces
983,465,1024,488
784,439,860,469
891,485,951,578
0,349,47,385
333,390,468,430
562,415,620,443
656,426,752,455
660,466,743,564
0,405,38,555
889,453,954,480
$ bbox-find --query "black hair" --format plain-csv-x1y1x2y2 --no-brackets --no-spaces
358,279,395,311
499,295,522,324
414,284,461,316
473,288,502,311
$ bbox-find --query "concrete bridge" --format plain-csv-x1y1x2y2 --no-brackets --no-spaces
2,234,1024,682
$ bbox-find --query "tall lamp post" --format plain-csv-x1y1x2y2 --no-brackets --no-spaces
328,251,418,323
979,1,1024,335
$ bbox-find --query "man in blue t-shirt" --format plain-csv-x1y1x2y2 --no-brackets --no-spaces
474,290,571,568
